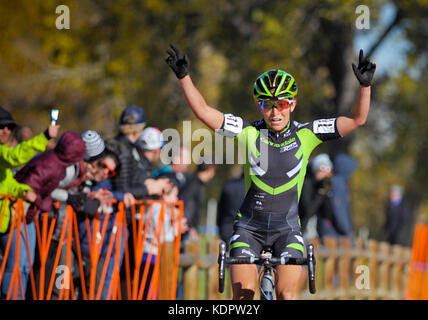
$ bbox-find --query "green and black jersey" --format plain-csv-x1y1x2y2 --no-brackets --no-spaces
216,114,341,258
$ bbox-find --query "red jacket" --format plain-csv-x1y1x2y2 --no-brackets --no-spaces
15,131,86,220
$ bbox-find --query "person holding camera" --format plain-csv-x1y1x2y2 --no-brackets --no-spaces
299,153,337,239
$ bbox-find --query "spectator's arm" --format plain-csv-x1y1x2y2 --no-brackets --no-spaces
0,132,49,168
51,188,69,202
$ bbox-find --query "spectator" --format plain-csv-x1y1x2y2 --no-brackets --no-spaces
140,126,164,171
183,159,216,240
15,132,86,224
331,153,358,237
156,149,216,241
106,105,171,200
40,160,88,300
17,126,33,142
78,130,136,299
384,185,411,246
299,153,337,239
139,171,188,299
13,131,85,299
106,106,172,299
0,106,59,299
217,169,245,247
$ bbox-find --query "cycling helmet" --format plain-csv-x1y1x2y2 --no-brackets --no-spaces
253,69,298,101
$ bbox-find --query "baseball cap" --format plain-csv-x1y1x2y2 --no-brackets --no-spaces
81,130,106,162
119,105,146,125
141,127,163,150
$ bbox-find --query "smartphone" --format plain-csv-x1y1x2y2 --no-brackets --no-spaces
50,109,59,125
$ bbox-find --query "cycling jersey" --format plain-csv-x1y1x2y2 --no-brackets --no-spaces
216,114,341,258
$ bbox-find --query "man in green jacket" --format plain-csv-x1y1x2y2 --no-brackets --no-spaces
0,106,59,299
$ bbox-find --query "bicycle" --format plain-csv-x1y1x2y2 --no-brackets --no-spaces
218,242,316,300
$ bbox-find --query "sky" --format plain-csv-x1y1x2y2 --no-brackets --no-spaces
354,3,410,76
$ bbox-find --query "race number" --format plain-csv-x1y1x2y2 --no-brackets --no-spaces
216,113,244,137
313,119,336,134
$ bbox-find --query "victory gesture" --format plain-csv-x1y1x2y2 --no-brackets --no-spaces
165,44,189,79
352,49,376,87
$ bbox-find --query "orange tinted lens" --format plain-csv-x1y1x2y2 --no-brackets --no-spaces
275,100,292,111
258,100,292,112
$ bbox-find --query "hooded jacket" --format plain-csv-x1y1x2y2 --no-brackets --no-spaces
0,132,49,233
15,131,86,221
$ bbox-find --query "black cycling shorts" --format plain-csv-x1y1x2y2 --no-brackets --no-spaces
229,210,305,259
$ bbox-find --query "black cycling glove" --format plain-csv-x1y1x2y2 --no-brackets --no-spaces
352,49,376,87
165,44,189,79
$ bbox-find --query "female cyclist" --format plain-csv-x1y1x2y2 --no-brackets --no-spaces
165,44,375,300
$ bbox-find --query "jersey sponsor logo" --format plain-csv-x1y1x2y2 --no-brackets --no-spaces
280,251,292,258
241,249,255,258
255,199,263,210
216,113,243,137
260,136,296,149
280,141,298,153
313,119,336,134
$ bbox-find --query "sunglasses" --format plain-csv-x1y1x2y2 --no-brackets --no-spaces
96,161,116,178
257,99,295,112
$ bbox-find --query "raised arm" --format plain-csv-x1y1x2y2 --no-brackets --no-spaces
336,49,376,137
165,44,224,131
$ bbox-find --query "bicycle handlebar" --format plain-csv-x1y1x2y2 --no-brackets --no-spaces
218,241,317,295
225,256,308,266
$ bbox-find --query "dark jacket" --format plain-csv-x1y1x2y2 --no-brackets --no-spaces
217,174,245,243
299,171,335,234
106,133,151,199
15,131,86,220
179,173,203,230
384,200,410,246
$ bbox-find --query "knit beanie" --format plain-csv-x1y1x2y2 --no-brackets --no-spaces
81,130,106,162
0,106,16,127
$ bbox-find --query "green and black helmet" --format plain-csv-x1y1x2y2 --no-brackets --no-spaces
253,69,298,101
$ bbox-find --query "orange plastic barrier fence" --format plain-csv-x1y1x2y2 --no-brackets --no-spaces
406,223,428,300
0,197,183,300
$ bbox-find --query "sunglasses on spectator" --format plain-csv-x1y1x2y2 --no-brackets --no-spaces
96,161,116,178
257,99,295,112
